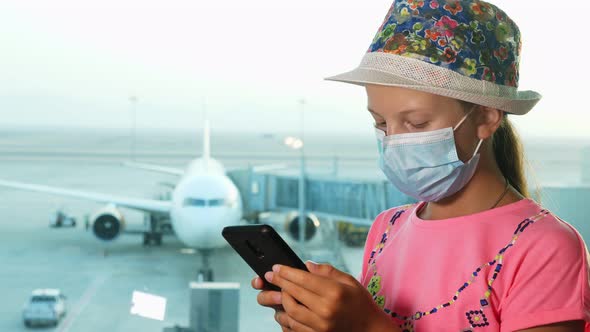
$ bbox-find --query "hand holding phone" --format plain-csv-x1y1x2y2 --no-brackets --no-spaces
222,224,309,291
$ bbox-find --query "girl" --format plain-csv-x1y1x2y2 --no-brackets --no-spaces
252,1,590,331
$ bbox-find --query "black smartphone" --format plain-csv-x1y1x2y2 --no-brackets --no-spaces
222,224,309,291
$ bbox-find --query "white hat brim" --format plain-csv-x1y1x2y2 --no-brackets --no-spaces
324,53,542,115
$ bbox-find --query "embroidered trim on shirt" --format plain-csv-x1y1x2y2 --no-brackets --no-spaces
365,206,551,331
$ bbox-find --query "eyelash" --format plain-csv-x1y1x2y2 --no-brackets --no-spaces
374,122,386,129
374,121,429,130
409,122,428,129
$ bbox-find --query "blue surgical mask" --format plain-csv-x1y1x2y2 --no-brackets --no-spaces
375,111,483,202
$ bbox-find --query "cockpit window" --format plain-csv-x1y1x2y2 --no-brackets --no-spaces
208,199,226,206
183,197,234,207
182,198,206,207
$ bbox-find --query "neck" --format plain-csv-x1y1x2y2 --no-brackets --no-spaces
418,163,524,220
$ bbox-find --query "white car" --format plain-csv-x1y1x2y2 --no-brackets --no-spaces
22,289,67,327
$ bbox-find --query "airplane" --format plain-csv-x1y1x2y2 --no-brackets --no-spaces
0,120,300,281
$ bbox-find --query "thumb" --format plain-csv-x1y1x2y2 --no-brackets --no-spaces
305,261,357,287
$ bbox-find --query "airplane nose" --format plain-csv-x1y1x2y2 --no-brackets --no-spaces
172,207,230,248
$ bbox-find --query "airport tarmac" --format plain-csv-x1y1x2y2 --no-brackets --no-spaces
0,154,365,332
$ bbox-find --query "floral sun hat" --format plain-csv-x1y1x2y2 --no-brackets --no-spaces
325,0,541,115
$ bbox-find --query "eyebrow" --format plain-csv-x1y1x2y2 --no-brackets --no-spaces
367,107,422,116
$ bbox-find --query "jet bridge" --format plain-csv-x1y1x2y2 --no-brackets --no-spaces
228,169,414,225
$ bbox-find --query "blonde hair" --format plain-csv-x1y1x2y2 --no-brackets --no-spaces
461,101,531,198
492,117,529,198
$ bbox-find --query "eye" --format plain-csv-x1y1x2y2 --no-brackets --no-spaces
407,121,429,130
373,121,387,131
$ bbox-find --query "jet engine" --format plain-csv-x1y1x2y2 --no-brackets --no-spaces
89,205,125,241
284,212,320,242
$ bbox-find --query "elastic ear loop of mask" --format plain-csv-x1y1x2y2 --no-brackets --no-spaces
453,108,483,158
453,108,475,131
472,139,484,158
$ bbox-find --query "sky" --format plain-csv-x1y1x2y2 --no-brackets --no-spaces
1,0,589,139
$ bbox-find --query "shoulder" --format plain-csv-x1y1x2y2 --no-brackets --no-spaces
497,203,590,330
359,203,418,282
502,202,589,283
373,203,417,227
360,203,419,281
499,201,590,299
512,205,587,264
367,203,418,239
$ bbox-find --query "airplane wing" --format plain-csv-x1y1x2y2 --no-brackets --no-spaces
121,161,184,176
0,179,172,213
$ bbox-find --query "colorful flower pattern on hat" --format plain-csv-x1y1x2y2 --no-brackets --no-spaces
368,0,521,87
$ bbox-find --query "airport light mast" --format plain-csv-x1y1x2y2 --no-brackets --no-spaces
283,99,307,256
297,98,306,254
129,95,138,161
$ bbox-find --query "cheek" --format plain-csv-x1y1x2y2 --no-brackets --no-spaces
453,127,479,162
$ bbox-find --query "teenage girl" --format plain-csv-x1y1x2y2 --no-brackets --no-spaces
252,1,590,331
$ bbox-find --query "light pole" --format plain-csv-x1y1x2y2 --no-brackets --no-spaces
129,96,138,161
297,98,306,255
283,136,305,245
283,98,307,256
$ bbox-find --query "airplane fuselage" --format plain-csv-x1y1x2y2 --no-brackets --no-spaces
169,157,242,249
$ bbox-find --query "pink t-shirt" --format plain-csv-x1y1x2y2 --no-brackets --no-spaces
359,198,590,331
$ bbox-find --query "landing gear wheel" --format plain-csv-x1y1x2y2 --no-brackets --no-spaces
154,233,163,246
207,269,213,281
143,233,163,246
143,233,151,246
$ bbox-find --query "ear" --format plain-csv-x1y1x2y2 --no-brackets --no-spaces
475,106,504,140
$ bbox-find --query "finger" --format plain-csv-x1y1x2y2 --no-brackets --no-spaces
306,262,358,287
277,317,294,332
274,310,292,329
266,269,327,312
275,310,301,331
281,292,321,332
270,264,339,297
251,276,264,290
276,307,315,332
282,289,325,331
257,290,283,308
304,261,317,272
272,304,285,311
